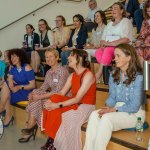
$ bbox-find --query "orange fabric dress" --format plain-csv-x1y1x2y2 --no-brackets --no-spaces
42,69,96,139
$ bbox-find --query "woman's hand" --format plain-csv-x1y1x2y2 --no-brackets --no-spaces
43,100,59,111
98,106,116,117
135,40,142,47
32,93,42,101
100,40,107,48
10,86,20,93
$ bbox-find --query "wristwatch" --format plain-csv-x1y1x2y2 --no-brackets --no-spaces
21,86,24,90
59,103,63,108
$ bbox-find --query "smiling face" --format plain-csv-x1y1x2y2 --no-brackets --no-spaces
55,17,64,28
26,25,33,34
45,51,59,67
114,48,131,71
73,17,82,29
38,20,47,32
4,51,9,64
112,4,123,19
89,0,97,10
11,54,20,66
146,7,150,18
94,12,102,24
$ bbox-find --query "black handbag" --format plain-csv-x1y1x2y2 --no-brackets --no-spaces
38,63,51,77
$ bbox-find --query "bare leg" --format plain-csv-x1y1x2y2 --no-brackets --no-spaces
138,56,144,68
0,82,12,125
31,51,41,73
95,63,103,81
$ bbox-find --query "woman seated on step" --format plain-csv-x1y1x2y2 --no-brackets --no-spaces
18,49,70,143
84,44,146,150
53,15,71,57
61,14,88,66
84,10,107,62
41,50,96,150
0,49,35,127
32,19,54,74
95,2,133,81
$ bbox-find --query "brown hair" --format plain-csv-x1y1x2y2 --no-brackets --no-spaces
112,2,126,22
113,44,143,85
8,48,30,67
94,10,107,30
38,19,51,33
71,49,90,69
144,0,150,19
56,15,66,26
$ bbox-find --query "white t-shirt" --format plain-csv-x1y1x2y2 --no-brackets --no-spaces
102,18,133,43
28,35,32,47
87,7,99,22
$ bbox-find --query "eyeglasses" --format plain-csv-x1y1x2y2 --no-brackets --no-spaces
38,24,45,26
55,20,62,22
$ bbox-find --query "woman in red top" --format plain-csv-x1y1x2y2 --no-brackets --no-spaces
41,50,96,150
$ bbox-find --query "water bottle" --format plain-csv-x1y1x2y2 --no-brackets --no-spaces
135,117,144,142
148,139,150,150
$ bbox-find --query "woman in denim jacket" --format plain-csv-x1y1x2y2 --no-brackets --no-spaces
84,43,146,150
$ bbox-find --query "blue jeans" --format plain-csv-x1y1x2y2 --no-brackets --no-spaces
61,51,71,66
134,9,144,33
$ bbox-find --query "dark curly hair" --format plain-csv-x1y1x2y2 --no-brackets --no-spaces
113,44,143,85
8,48,30,67
73,14,85,26
71,49,90,69
94,10,107,31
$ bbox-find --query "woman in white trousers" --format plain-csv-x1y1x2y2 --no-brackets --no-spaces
84,43,146,150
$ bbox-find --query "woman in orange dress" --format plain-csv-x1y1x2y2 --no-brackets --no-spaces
41,50,96,150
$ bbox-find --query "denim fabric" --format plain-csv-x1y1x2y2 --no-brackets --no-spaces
61,51,71,66
134,9,144,33
106,73,146,113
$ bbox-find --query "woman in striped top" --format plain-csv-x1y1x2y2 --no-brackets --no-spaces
18,49,70,143
41,50,96,150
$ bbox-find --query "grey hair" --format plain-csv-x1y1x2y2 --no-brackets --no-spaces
89,0,97,3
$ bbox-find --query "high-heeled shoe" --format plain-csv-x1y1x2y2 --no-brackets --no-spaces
41,138,51,150
18,132,35,143
3,116,14,127
18,124,38,143
21,124,38,134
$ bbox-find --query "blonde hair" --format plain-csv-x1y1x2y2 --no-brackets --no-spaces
45,49,59,58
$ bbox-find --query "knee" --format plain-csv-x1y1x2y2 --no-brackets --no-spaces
95,49,103,63
100,113,112,125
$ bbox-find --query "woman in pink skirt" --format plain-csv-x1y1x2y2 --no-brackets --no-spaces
95,2,133,81
18,49,70,143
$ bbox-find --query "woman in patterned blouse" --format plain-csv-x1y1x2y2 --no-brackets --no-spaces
135,0,150,63
18,49,70,143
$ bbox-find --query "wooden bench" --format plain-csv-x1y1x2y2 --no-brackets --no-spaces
13,80,150,150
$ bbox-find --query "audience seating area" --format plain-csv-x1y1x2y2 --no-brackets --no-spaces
12,76,150,150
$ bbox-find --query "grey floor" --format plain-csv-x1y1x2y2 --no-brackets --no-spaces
0,125,45,150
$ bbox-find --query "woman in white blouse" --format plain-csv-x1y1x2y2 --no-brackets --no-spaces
84,10,107,62
95,2,133,81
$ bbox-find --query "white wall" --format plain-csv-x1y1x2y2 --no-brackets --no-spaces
0,0,117,55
